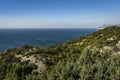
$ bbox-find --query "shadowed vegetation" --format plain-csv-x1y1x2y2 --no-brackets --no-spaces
0,26,120,80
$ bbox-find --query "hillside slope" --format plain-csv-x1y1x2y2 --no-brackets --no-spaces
0,26,120,80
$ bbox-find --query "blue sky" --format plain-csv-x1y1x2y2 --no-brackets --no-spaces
0,0,120,28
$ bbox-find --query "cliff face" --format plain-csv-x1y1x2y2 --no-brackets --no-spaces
0,26,120,80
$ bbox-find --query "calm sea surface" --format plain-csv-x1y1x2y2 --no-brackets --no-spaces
0,28,97,51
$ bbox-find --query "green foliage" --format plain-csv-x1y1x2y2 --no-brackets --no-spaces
37,48,120,80
0,26,120,80
0,53,37,80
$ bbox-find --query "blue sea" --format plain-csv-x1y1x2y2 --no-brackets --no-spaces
0,28,97,51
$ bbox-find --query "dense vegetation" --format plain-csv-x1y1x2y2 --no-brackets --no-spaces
0,26,120,80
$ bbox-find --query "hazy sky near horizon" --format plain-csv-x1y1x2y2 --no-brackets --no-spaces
0,0,120,28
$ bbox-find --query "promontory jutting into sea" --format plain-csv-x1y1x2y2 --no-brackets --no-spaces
0,0,120,80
